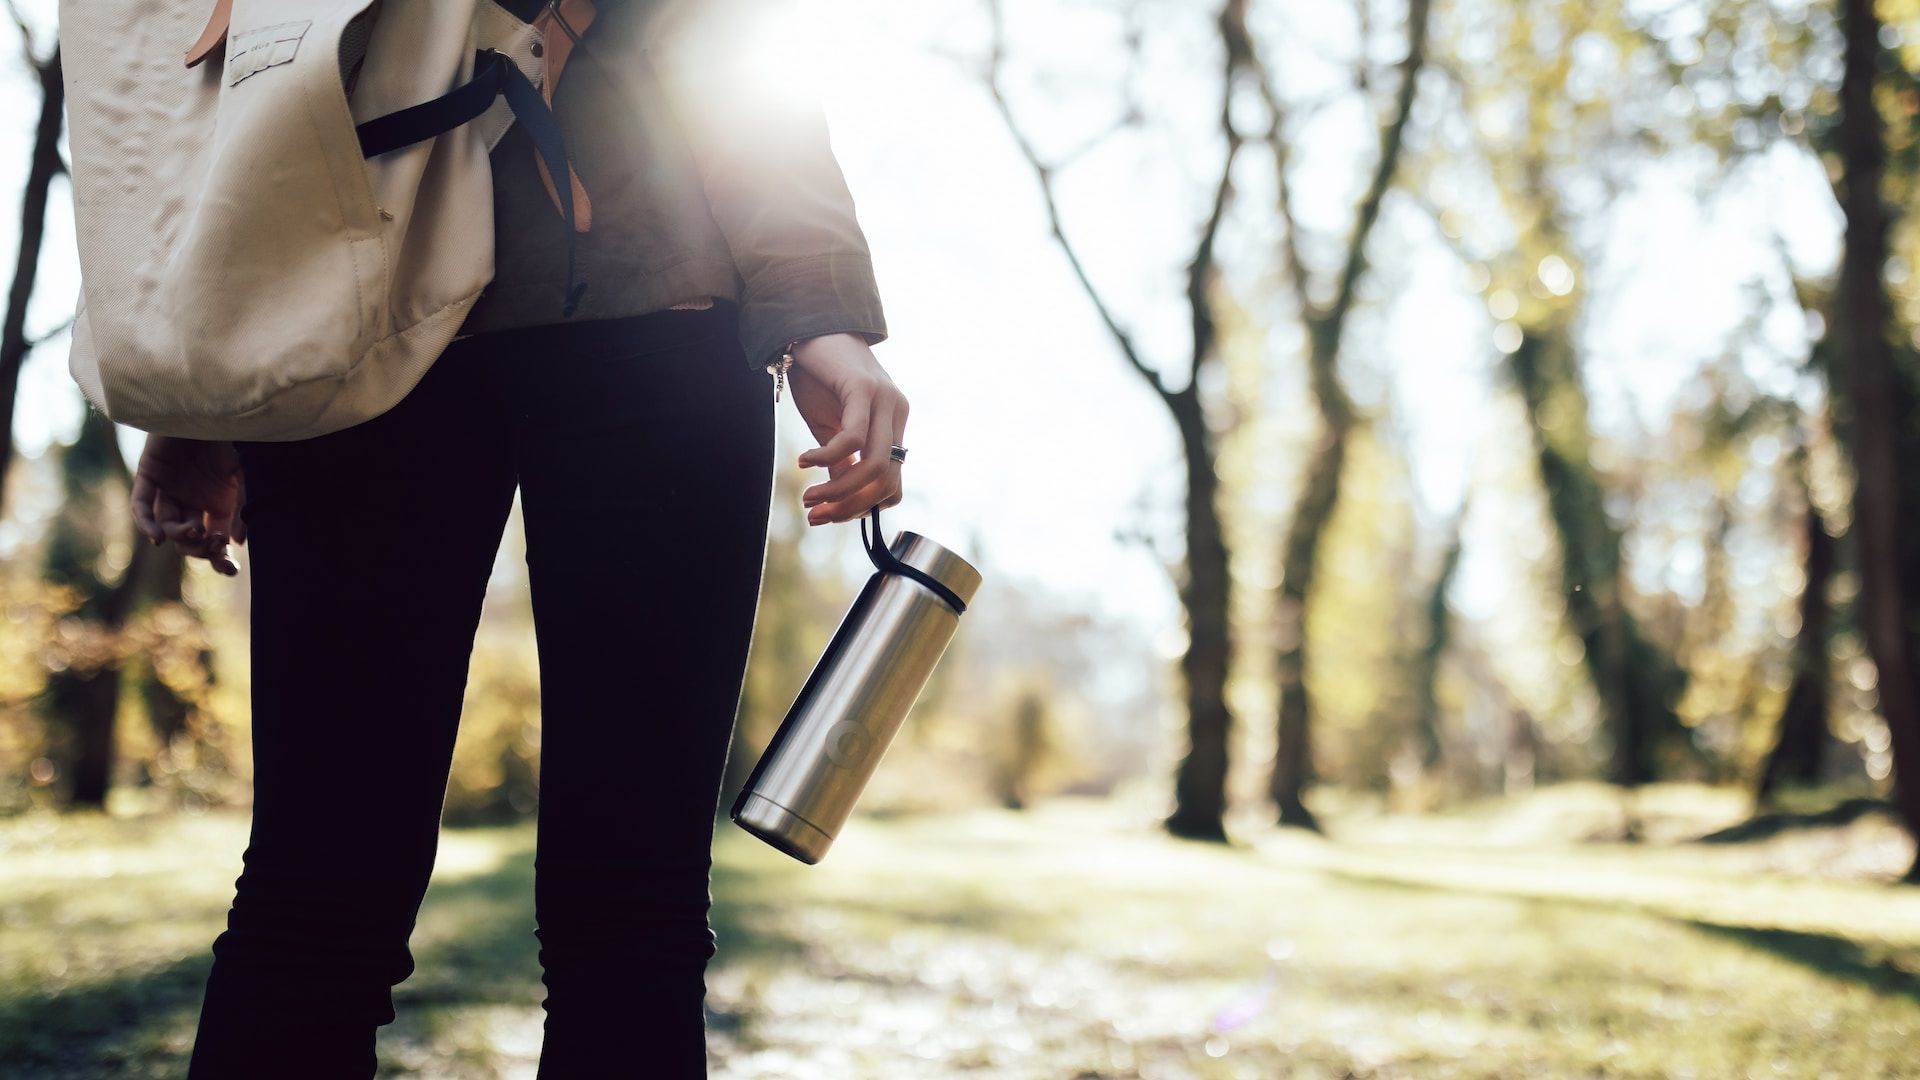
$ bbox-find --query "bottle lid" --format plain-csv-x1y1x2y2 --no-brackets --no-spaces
891,532,984,609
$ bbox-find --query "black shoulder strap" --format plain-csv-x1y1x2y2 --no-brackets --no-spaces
354,50,588,317
355,50,510,158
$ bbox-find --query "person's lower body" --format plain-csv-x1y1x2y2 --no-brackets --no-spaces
187,304,776,1079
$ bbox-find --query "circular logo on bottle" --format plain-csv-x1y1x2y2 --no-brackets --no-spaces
825,722,874,769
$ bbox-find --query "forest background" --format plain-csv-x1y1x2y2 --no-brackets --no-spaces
3,0,1920,1076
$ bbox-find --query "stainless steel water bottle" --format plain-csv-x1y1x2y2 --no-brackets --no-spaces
731,510,982,864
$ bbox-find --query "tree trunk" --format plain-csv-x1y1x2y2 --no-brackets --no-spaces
1833,0,1920,883
44,411,140,809
0,46,65,516
1508,329,1690,789
1505,708,1540,796
1756,496,1836,804
1269,384,1348,832
1263,0,1431,830
48,662,120,807
1167,392,1234,841
135,547,200,745
1409,526,1464,773
988,1,1242,842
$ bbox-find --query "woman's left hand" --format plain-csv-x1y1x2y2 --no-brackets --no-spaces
785,333,908,526
130,434,246,576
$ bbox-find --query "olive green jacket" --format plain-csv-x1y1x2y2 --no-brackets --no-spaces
460,0,888,369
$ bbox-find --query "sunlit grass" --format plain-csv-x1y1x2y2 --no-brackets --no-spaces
2,790,1916,1078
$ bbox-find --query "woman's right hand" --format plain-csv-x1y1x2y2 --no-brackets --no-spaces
785,333,908,527
130,435,245,576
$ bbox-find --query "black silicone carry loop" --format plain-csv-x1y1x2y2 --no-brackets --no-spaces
861,505,967,615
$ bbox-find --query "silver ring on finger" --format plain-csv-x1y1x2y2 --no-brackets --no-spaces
889,444,908,464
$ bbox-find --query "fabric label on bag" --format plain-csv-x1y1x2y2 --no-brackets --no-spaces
228,21,312,86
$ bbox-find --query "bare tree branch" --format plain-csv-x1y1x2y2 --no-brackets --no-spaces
3,0,39,69
1324,0,1433,343
1219,2,1314,318
984,0,1173,401
28,311,75,352
1766,228,1825,322
1185,0,1250,384
1052,111,1137,171
1356,0,1373,94
984,0,1250,839
0,44,64,515
1268,131,1315,315
1406,185,1482,270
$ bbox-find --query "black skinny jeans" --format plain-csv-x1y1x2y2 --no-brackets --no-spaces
187,304,775,1079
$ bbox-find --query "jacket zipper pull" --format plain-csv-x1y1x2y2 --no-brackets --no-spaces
768,347,795,403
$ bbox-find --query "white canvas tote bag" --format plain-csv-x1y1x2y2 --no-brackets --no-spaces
60,0,576,441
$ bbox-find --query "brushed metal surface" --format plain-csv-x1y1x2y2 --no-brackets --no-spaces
731,532,981,862
732,793,832,864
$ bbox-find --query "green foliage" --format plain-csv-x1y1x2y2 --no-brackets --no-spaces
0,572,74,813
0,436,232,816
1303,426,1425,788
864,579,1154,816
445,641,542,824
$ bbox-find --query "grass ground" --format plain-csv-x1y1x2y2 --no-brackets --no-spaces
1,787,1916,1079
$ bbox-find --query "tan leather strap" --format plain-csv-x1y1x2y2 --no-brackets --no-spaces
185,0,233,69
532,0,596,233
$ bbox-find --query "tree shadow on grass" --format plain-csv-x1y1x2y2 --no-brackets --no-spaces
400,833,542,1009
0,831,833,1078
1322,867,1920,1005
709,857,812,965
396,833,816,1004
1678,920,1920,1005
391,831,821,1058
0,844,561,1080
1693,798,1893,844
0,953,210,1079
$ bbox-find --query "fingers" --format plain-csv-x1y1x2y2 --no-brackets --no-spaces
202,534,240,576
150,489,241,576
804,395,897,525
885,396,909,509
129,473,164,546
151,490,204,547
841,394,908,517
131,436,246,575
798,388,869,471
797,379,909,526
203,507,241,576
176,524,239,576
178,529,239,576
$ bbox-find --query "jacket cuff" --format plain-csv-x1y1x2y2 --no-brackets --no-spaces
736,252,888,370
